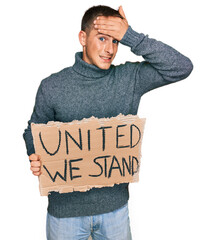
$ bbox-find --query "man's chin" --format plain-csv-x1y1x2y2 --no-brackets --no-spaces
96,63,112,70
101,66,111,70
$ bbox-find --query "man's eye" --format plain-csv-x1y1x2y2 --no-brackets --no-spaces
113,39,118,44
99,37,105,41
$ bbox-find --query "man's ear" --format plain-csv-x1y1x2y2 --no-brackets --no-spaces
79,30,87,47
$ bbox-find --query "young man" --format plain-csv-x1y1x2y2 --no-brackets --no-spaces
23,5,193,240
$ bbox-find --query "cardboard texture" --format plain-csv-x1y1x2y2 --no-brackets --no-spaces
31,114,146,196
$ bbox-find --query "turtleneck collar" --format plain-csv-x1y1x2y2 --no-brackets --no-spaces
72,52,113,79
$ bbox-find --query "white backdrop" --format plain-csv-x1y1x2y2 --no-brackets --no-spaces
1,0,215,239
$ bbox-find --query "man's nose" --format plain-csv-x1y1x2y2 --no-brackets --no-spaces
104,40,114,54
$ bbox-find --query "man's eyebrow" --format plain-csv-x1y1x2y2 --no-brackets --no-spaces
96,33,108,36
96,33,113,38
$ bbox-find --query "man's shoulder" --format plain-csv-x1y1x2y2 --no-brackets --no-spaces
41,66,73,86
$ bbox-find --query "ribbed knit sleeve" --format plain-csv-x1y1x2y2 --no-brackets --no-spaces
23,80,55,156
120,26,193,96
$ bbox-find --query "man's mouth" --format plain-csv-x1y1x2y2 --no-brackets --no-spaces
100,56,112,62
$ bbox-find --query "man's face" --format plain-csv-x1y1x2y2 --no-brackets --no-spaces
81,28,119,70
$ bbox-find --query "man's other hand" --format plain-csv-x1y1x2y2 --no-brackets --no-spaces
29,154,41,176
93,6,129,41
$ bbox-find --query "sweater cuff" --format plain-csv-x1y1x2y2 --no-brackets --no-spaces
27,146,35,157
120,25,143,48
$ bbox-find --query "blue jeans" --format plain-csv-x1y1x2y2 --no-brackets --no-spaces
46,203,132,240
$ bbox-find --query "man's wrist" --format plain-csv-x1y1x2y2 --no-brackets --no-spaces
120,25,143,48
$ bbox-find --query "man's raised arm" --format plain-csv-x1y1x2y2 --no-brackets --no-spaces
94,6,193,95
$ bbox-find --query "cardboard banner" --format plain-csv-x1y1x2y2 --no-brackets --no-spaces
31,114,146,196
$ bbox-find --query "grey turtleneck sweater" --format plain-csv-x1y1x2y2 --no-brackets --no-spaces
23,26,193,218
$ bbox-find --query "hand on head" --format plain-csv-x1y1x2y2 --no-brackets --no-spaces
93,6,129,41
